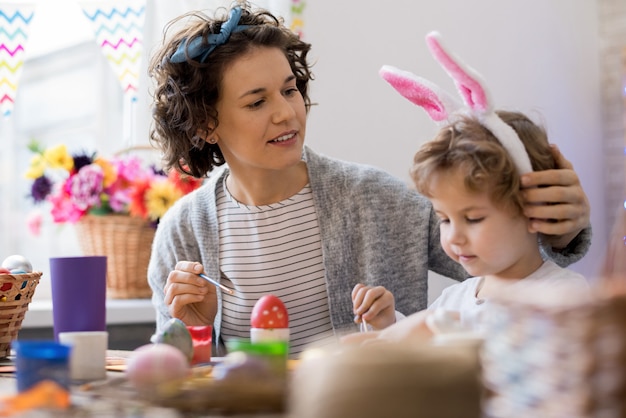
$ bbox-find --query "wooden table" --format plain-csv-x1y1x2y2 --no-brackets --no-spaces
0,350,284,417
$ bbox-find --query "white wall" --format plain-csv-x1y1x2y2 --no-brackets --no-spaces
304,0,606,281
6,1,606,305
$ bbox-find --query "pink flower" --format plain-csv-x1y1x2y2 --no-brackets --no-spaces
26,210,43,236
108,189,131,212
69,164,104,210
113,156,146,183
48,182,86,224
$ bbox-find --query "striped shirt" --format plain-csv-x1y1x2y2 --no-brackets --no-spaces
216,178,337,356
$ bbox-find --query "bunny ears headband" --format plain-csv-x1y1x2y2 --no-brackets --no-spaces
379,31,533,175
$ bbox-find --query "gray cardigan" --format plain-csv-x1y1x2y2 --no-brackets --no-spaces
148,147,590,348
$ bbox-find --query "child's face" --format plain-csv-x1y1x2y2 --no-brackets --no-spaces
211,46,307,176
429,170,542,280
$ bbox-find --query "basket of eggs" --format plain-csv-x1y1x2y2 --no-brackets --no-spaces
0,255,42,358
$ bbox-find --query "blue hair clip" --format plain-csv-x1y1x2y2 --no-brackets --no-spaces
170,6,250,64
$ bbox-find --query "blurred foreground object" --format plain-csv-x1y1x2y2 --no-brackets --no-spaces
0,380,69,416
482,205,626,417
601,203,626,282
288,342,481,418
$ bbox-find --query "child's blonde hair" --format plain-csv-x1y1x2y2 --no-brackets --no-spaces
411,111,556,215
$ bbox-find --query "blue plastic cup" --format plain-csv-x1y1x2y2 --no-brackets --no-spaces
13,340,72,392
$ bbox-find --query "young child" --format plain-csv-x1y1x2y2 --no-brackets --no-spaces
343,31,589,343
411,111,589,332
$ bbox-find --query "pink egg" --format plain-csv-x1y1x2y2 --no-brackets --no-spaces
126,343,190,390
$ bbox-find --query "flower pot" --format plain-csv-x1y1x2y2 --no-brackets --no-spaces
75,214,155,299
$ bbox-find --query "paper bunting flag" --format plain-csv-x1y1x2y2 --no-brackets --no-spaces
80,0,145,102
0,3,35,116
290,0,306,38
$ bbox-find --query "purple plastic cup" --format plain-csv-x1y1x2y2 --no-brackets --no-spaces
49,256,107,341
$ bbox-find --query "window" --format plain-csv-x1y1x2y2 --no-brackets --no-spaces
1,0,296,301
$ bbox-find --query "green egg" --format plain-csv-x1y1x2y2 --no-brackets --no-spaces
155,318,194,363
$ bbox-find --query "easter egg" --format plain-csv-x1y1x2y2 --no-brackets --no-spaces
154,318,194,362
251,295,289,329
251,295,290,343
126,343,190,390
0,268,10,275
1,255,32,273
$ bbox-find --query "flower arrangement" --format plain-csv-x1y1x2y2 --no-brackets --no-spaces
24,141,203,228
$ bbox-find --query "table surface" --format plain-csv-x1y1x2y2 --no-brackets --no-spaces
0,350,133,397
0,350,284,417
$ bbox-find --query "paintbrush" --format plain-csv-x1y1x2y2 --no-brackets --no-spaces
198,273,234,295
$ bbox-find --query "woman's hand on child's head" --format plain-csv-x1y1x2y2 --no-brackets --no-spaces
520,144,590,249
164,261,218,326
351,283,396,330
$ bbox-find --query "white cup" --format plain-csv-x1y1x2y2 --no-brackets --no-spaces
58,331,108,381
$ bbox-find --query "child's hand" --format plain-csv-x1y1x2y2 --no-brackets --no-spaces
351,284,396,330
376,309,435,342
341,309,434,346
340,330,381,346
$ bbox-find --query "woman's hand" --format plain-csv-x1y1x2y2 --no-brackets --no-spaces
351,284,396,330
164,261,218,326
521,144,590,249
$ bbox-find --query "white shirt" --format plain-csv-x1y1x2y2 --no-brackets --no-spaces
217,179,337,356
429,260,589,332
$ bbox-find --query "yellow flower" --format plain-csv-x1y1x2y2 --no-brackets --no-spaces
144,179,183,221
24,154,47,179
43,144,74,171
94,157,117,188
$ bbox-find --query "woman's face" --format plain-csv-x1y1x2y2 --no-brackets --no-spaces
211,46,307,176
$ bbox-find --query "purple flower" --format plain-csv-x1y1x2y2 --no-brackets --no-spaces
30,175,53,203
72,152,95,172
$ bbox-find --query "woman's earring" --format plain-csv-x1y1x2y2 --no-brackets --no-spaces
207,137,217,144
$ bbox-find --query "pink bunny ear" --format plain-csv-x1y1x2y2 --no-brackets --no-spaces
379,65,461,123
426,31,533,174
426,31,491,114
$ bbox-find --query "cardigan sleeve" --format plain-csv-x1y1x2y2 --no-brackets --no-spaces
539,226,592,268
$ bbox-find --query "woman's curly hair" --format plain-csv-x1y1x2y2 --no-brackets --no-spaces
148,1,313,177
411,111,556,215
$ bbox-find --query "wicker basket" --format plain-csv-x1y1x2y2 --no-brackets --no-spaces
75,214,155,299
0,272,42,358
482,286,626,417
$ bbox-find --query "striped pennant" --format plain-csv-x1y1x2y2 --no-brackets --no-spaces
79,0,145,102
0,4,35,116
290,0,305,38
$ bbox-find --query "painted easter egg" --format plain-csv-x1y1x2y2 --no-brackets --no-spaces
251,295,289,329
126,343,190,390
1,255,32,273
250,295,290,343
154,318,194,362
